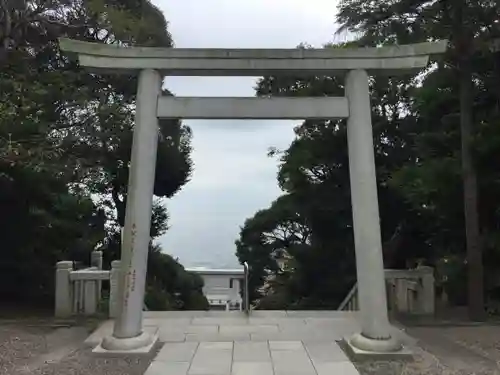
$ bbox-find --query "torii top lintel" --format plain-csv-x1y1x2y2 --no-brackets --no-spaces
58,38,447,76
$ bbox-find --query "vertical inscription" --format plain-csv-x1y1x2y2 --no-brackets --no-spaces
123,223,137,309
123,223,138,308
130,269,136,292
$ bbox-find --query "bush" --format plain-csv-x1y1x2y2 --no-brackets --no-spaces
145,245,208,310
184,291,209,310
144,286,174,311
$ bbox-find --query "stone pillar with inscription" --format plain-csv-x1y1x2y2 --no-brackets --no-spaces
101,69,162,352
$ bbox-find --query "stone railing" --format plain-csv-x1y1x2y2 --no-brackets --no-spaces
243,261,250,314
338,266,435,315
206,287,243,311
385,266,435,315
55,252,122,318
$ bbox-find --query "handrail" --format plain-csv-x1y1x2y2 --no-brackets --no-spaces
337,267,435,314
69,269,110,281
243,262,249,315
338,282,358,311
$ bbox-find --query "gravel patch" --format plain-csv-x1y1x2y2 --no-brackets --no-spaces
354,326,500,375
32,345,162,375
440,326,500,363
354,346,459,375
0,325,54,375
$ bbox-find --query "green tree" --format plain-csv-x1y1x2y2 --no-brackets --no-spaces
0,0,197,310
337,0,500,320
238,42,453,310
0,164,105,306
146,244,208,311
236,195,311,304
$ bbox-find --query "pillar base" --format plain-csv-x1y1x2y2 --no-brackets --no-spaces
342,333,412,361
94,329,158,354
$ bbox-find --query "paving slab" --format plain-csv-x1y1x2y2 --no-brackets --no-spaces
144,318,191,327
185,325,219,334
157,330,186,342
198,341,233,350
251,330,339,342
155,342,198,362
185,332,251,342
188,341,233,375
271,347,316,375
314,361,360,375
232,362,274,375
191,317,249,326
233,341,271,362
269,340,304,351
156,324,219,335
220,324,278,335
145,361,190,375
250,317,307,327
303,340,350,363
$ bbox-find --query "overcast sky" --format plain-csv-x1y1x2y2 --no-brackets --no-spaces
155,0,341,268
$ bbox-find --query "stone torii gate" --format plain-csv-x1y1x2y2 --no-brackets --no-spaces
59,38,446,355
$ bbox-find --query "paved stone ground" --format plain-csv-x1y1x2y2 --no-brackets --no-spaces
146,340,358,375
87,310,402,346
6,311,500,375
86,311,413,375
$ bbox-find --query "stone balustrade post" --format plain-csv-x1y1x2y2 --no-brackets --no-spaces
91,251,103,303
55,261,73,318
109,260,121,318
84,280,98,315
395,279,410,313
91,250,103,269
418,266,435,315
